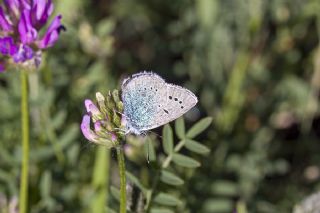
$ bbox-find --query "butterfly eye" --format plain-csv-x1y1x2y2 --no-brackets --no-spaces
174,98,178,101
169,96,172,99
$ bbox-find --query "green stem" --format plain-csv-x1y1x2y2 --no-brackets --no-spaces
90,147,110,213
116,146,126,213
19,71,29,213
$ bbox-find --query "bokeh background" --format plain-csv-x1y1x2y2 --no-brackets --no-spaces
1,0,320,212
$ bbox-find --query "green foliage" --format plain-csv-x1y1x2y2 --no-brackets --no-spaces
111,117,212,212
162,125,174,155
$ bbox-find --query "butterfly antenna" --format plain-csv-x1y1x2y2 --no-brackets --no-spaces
147,139,150,164
146,130,163,139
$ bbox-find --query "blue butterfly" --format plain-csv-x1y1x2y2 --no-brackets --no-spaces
121,72,198,135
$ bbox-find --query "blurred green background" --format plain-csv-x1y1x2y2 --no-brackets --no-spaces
1,0,320,212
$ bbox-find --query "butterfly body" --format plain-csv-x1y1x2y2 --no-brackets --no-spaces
121,72,198,135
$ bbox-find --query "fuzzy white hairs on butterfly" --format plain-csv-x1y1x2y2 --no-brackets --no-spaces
121,71,198,135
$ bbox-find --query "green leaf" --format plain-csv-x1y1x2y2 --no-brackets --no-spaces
106,207,117,213
172,153,200,168
144,137,156,162
203,198,233,212
110,186,120,201
163,125,173,155
150,208,174,213
185,139,210,155
175,117,185,139
40,171,52,199
154,193,181,206
211,180,238,196
51,110,66,129
126,171,147,194
160,170,184,186
186,117,212,138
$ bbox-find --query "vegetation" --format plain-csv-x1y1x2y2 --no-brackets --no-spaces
1,0,320,212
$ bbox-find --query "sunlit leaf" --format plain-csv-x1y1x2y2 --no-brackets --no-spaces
203,198,233,212
185,139,210,155
186,117,212,138
211,180,238,196
160,170,184,186
150,208,174,213
51,111,67,129
40,171,52,199
172,153,200,168
154,193,181,206
175,117,185,139
163,124,174,155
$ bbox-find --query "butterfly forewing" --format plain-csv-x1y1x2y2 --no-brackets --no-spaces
122,73,167,131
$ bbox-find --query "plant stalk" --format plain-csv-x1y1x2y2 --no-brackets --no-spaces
90,147,110,213
19,71,29,213
116,146,127,213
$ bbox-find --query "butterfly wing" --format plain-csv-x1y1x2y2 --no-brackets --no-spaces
121,72,198,134
122,72,167,132
160,84,198,123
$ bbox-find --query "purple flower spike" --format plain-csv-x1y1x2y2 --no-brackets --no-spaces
81,115,99,143
32,0,53,27
18,9,38,44
0,6,13,31
0,37,18,55
38,15,63,49
0,0,63,72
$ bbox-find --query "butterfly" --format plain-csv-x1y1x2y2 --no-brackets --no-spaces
121,72,198,135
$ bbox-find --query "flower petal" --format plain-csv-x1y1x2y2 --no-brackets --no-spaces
0,6,12,31
18,9,38,44
80,114,99,142
13,44,33,62
38,15,64,48
19,0,31,10
32,0,53,25
0,37,18,55
84,99,102,117
94,121,102,132
4,0,21,19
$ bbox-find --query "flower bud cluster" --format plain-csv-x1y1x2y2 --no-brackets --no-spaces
80,90,124,148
